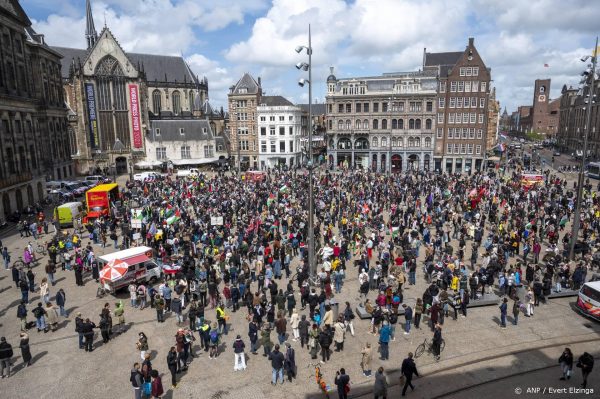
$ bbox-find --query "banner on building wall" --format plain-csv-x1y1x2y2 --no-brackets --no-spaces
85,83,100,149
129,84,143,149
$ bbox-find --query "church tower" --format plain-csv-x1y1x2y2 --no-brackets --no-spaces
85,0,98,50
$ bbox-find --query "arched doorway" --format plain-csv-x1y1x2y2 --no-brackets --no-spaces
424,154,431,171
2,193,10,216
15,189,23,211
408,154,419,171
27,185,34,206
116,156,128,175
37,182,44,201
391,154,402,173
380,154,386,172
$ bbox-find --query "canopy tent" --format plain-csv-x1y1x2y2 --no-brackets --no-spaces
135,160,163,169
170,158,219,166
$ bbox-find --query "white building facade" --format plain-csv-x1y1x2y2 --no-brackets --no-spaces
257,96,303,170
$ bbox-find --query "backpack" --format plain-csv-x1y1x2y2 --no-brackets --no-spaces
210,330,219,343
17,305,27,318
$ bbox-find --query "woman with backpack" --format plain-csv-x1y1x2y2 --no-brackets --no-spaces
208,322,220,359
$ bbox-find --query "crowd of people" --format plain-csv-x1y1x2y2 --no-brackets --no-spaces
0,160,598,397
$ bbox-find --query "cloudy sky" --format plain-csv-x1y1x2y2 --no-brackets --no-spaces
24,0,600,112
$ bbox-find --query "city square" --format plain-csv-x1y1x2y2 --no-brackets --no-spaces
1,1,600,399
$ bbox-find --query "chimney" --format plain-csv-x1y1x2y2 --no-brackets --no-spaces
422,47,426,67
258,77,262,87
468,37,474,47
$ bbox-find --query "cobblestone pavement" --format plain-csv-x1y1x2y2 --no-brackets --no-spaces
0,168,598,399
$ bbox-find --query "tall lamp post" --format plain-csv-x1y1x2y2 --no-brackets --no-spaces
295,25,315,280
388,97,393,175
569,37,598,260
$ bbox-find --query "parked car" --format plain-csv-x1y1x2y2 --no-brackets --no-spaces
554,151,561,156
85,175,112,185
133,172,160,182
63,181,87,197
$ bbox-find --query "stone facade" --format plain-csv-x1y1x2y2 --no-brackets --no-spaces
325,69,436,172
228,73,262,171
0,0,73,217
557,82,600,157
487,87,500,150
425,37,491,173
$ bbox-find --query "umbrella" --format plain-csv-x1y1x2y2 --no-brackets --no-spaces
100,259,128,282
163,264,181,275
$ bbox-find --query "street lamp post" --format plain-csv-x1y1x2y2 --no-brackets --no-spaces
295,25,315,281
388,97,393,175
569,37,598,261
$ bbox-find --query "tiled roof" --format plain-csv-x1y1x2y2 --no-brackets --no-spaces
424,51,463,66
148,119,215,143
297,103,326,115
259,96,294,107
232,73,260,95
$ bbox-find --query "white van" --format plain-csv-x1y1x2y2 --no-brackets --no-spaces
176,168,200,178
98,246,162,293
576,281,600,321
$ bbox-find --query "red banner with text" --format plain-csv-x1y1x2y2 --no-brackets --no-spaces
129,84,143,149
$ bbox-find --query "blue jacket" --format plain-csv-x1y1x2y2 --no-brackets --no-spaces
404,306,413,321
379,324,391,343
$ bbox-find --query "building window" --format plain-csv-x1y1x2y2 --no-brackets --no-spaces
408,137,414,147
372,137,379,147
172,91,181,115
477,129,483,139
467,144,474,154
439,98,445,108
392,119,397,129
460,67,466,77
270,143,276,153
470,113,476,124
180,145,191,158
478,114,484,123
437,128,443,139
363,119,369,129
155,128,161,136
156,147,166,159
356,103,362,113
355,119,361,129
476,145,482,154
279,116,284,121
338,104,344,113
465,81,471,92
458,81,464,92
473,67,479,76
409,119,415,129
398,119,404,129
440,81,446,92
382,102,388,112
409,102,421,112
437,113,444,123
280,142,285,152
261,141,267,152
425,119,432,130
472,81,479,92
448,128,453,138
240,140,249,151
364,103,370,112
382,119,388,129
373,103,379,112
425,137,431,148
449,113,455,124
346,103,351,113
450,82,457,92
469,128,475,139
289,140,294,152
346,120,351,130
204,145,214,158
279,126,285,135
261,127,266,136
270,127,275,135
454,144,459,154
373,119,379,129
460,144,466,154
260,116,266,121
152,90,161,113
449,97,456,108
481,81,487,92
289,126,293,135
457,97,463,108
480,98,485,108
415,119,422,129
426,101,433,112
269,116,275,121
447,143,453,154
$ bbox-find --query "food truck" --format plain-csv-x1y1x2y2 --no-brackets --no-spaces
98,246,161,293
84,183,119,222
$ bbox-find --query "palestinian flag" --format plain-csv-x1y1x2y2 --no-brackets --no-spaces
166,209,181,225
279,185,289,194
267,193,276,207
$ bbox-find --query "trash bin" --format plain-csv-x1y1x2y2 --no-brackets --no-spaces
330,299,339,321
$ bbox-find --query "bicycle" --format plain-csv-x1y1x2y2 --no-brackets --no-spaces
307,362,330,398
414,337,445,359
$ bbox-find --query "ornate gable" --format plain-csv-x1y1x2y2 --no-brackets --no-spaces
82,28,138,79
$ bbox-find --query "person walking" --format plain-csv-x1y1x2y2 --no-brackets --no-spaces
499,297,508,328
284,342,296,382
150,369,164,398
343,301,355,337
403,304,413,335
32,302,47,333
432,323,443,361
56,288,67,317
401,352,419,396
361,342,373,377
248,318,259,355
318,326,332,363
577,351,594,388
275,312,287,344
298,314,310,348
261,326,273,357
17,301,28,332
379,320,391,361
268,344,285,385
414,298,423,329
166,347,178,389
333,316,345,352
0,337,13,378
290,308,300,341
232,334,246,371
559,347,573,380
19,332,31,367
373,367,388,399
130,362,143,399
512,297,520,325
137,332,149,361
334,368,350,399
154,295,165,323
39,278,49,304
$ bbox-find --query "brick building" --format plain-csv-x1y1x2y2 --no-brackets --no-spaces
557,82,600,157
511,79,560,138
424,37,492,173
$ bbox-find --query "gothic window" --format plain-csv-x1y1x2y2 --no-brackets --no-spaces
363,119,369,129
172,91,181,115
372,137,378,147
382,119,387,130
415,119,422,129
152,90,162,114
95,56,124,76
425,119,432,130
373,119,378,129
409,119,415,129
392,119,397,129
398,119,404,129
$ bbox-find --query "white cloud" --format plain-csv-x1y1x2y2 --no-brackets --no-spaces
186,54,236,107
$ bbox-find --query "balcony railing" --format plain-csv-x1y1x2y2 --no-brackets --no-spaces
0,172,33,189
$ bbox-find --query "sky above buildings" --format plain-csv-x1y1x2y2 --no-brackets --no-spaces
24,0,600,113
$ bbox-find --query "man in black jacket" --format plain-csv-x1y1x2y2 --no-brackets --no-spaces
578,351,594,388
167,346,178,388
401,352,419,396
334,368,350,399
248,319,259,354
268,344,285,385
81,318,96,352
0,337,13,378
318,326,332,363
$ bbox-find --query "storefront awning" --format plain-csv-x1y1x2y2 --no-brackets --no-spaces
170,158,219,166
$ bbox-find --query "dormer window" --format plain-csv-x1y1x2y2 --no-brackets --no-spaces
179,128,185,135
155,128,160,136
